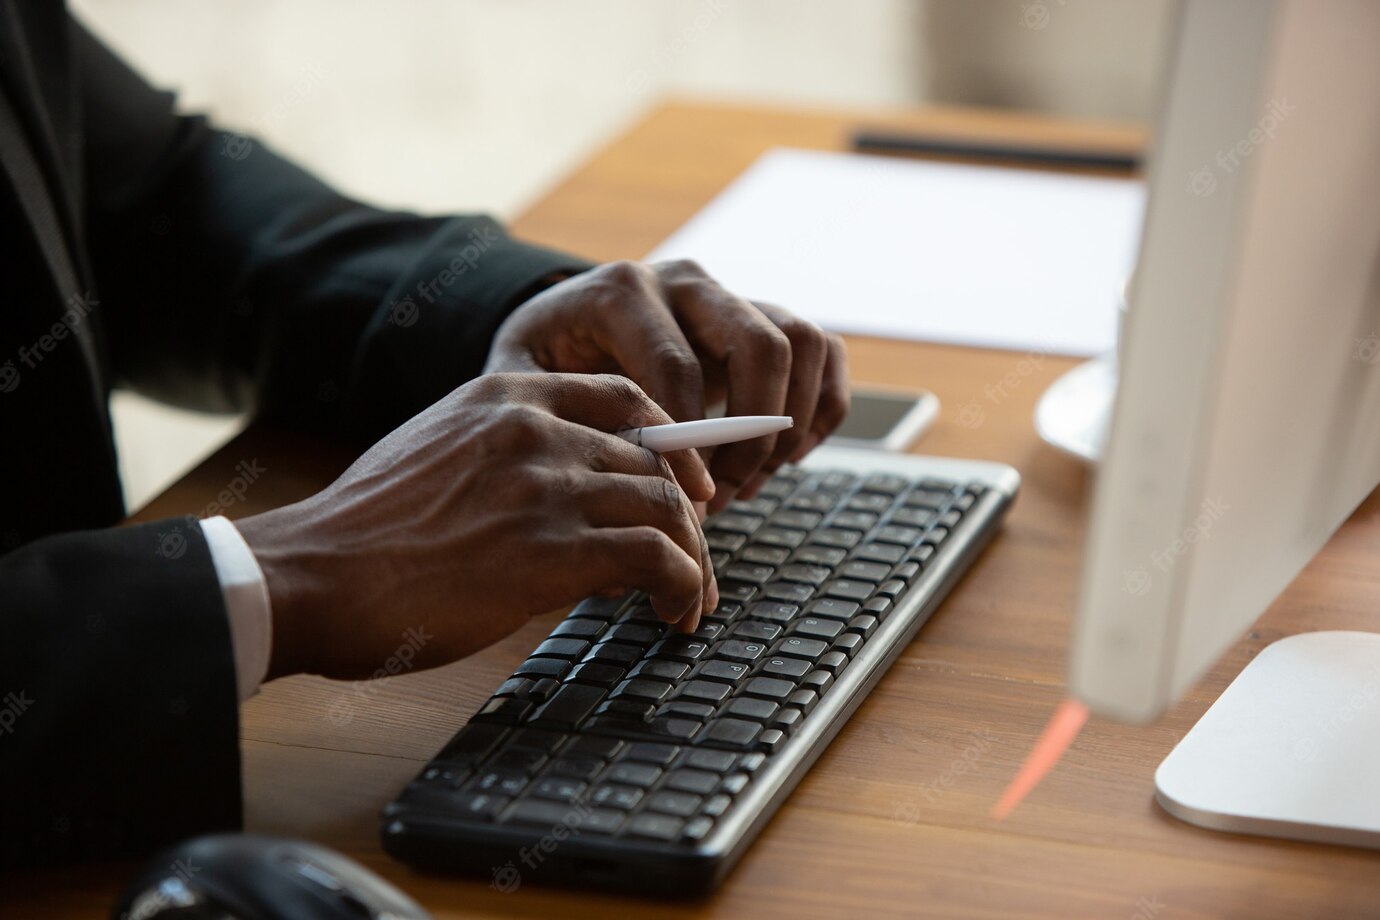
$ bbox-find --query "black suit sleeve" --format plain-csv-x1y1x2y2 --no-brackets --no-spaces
0,518,241,865
75,21,593,444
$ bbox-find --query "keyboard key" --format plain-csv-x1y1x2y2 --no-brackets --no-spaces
546,754,606,781
623,742,681,766
647,637,709,663
717,581,759,604
683,816,715,842
773,510,822,530
665,769,721,795
938,510,962,529
626,813,684,841
801,670,834,696
605,622,662,645
689,622,725,643
876,579,906,599
806,598,860,621
778,563,831,585
567,595,631,621
873,525,922,546
591,783,644,810
761,656,811,679
694,660,751,684
811,528,862,549
529,683,606,728
753,527,807,548
584,643,644,666
701,794,732,816
922,527,950,546
791,545,846,567
513,658,572,680
905,489,951,509
705,602,744,625
526,678,560,702
720,773,750,795
816,651,849,676
839,560,891,582
739,752,767,772
788,689,819,714
832,510,879,531
756,728,787,755
686,749,737,772
605,762,662,787
728,497,779,517
909,545,936,566
609,679,674,704
789,618,844,641
551,618,606,640
629,660,689,682
531,776,587,803
823,579,874,602
731,621,782,643
710,513,763,535
721,697,779,723
715,639,767,663
581,808,626,834
786,492,834,513
450,791,509,821
675,680,732,704
739,544,789,566
891,560,921,580
473,697,533,725
647,790,702,818
659,700,716,721
594,700,656,721
888,507,934,529
435,723,507,769
851,542,906,565
846,492,891,513
723,563,774,584
743,676,795,701
747,602,799,625
832,633,864,658
846,614,879,639
705,531,746,553
489,747,548,773
771,707,804,732
763,582,813,604
776,636,829,660
494,677,534,699
532,638,592,661
643,717,701,741
862,473,908,494
699,718,761,748
469,770,529,797
862,596,893,621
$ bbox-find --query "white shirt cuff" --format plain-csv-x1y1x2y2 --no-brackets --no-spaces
200,516,272,701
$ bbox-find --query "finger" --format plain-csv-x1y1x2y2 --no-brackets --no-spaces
578,526,704,625
584,261,709,426
805,333,850,460
574,472,713,629
529,373,715,502
655,264,792,512
753,302,827,475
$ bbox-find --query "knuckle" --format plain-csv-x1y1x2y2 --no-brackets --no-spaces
600,259,647,288
747,323,792,372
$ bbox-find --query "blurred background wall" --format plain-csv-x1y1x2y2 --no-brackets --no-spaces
71,0,1171,511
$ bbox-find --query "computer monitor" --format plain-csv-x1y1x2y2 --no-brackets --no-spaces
1070,0,1380,723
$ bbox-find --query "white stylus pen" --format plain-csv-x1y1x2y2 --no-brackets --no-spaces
617,416,792,452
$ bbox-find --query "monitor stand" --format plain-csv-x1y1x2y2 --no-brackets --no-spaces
1155,631,1380,849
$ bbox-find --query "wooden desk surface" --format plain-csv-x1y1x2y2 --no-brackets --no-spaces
19,102,1380,918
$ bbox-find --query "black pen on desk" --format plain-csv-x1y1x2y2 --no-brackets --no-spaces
851,129,1142,171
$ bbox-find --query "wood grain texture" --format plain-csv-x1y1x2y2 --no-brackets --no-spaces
17,101,1379,919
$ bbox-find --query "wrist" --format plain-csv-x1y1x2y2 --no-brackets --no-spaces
236,503,331,680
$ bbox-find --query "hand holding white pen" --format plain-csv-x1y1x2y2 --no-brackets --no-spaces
617,416,793,453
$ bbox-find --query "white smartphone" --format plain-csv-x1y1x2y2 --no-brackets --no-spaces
825,388,939,451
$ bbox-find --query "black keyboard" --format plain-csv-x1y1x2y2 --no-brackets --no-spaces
381,457,1017,896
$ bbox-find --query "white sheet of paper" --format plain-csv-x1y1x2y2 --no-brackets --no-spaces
647,147,1145,356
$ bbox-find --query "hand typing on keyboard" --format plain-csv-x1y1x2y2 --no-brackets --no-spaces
485,259,850,514
236,373,719,680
